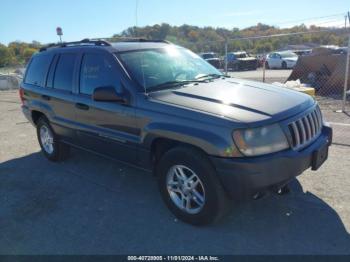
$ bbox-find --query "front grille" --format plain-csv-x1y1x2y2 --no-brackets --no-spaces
288,106,323,150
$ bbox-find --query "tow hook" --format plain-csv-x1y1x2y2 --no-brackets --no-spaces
253,191,267,200
274,185,290,195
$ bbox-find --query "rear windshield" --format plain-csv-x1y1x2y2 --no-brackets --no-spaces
24,54,53,87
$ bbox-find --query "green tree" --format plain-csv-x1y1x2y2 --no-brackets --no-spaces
0,44,15,67
23,47,37,62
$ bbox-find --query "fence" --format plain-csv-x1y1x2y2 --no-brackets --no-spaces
190,28,350,146
0,65,24,90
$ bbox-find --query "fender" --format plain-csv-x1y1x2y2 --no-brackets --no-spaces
27,99,55,122
141,122,241,157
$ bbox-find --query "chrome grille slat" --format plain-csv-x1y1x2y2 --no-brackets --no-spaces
310,113,317,136
288,106,323,150
297,119,306,145
307,114,315,137
313,111,319,132
303,116,311,140
291,122,300,147
316,107,323,132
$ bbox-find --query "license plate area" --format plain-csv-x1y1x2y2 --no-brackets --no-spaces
311,143,329,171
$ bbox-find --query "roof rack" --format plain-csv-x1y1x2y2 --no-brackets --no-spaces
39,38,111,52
116,38,170,44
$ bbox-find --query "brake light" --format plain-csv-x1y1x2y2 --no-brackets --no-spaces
19,88,24,105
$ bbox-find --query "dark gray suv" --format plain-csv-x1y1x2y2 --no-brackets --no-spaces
20,39,332,225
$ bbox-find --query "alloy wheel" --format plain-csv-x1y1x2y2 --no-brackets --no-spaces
166,165,206,214
40,125,54,154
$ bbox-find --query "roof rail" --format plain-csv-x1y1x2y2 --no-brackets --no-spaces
119,38,171,44
39,38,111,52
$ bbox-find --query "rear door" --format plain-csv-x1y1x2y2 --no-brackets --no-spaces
74,50,138,165
268,53,278,68
45,51,79,140
275,54,283,68
22,52,54,112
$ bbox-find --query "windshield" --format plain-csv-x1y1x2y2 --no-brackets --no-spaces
280,52,298,58
118,46,222,92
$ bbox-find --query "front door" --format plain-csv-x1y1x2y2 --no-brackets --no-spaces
74,50,138,165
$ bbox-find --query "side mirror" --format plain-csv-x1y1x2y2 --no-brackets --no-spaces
92,86,128,104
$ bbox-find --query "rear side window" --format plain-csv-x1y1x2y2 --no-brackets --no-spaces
80,53,119,95
24,54,53,86
53,53,77,91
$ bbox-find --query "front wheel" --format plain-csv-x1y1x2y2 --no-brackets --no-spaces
282,61,287,69
156,147,230,225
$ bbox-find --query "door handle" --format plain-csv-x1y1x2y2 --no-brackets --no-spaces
75,103,89,110
41,95,51,101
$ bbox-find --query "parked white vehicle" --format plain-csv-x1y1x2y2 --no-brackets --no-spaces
265,51,298,69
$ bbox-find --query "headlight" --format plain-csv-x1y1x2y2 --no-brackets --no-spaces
233,124,289,156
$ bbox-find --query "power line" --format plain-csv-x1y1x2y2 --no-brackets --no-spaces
271,12,346,26
227,27,349,42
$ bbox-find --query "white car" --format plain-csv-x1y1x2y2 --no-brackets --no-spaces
266,51,298,69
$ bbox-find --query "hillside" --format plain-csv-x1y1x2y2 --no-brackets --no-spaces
0,23,348,67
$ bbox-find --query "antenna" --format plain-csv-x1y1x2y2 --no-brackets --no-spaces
135,0,139,28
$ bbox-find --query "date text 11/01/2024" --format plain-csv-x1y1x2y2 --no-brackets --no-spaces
127,256,220,261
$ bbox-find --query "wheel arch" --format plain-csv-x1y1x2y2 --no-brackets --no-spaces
31,110,47,125
143,122,240,169
150,137,209,168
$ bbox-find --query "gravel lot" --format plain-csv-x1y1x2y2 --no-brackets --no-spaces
0,90,349,255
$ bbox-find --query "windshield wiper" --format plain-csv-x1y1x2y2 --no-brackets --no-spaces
148,80,205,92
195,73,224,80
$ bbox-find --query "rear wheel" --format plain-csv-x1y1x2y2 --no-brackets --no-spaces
156,146,230,225
282,61,287,69
36,117,70,162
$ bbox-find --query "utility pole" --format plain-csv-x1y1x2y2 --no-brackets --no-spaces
341,11,350,112
224,41,228,76
346,15,348,29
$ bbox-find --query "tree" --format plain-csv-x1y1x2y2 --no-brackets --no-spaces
0,44,15,67
23,47,37,63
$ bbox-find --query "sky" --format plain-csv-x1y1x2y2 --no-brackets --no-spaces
0,0,349,45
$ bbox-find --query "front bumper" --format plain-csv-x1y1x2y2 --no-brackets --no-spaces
210,125,332,199
286,60,297,68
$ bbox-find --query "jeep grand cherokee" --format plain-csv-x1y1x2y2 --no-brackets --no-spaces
20,39,332,225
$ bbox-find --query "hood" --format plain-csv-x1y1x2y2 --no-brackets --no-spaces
237,57,257,61
149,78,314,124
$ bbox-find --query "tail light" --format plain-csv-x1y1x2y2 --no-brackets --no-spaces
19,88,24,105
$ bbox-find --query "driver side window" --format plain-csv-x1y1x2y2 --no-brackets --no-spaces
80,53,120,95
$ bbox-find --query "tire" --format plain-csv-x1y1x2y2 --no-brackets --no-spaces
282,61,287,69
36,117,70,162
156,146,231,225
265,61,270,69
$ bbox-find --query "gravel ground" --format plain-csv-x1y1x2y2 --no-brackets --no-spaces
0,90,349,255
